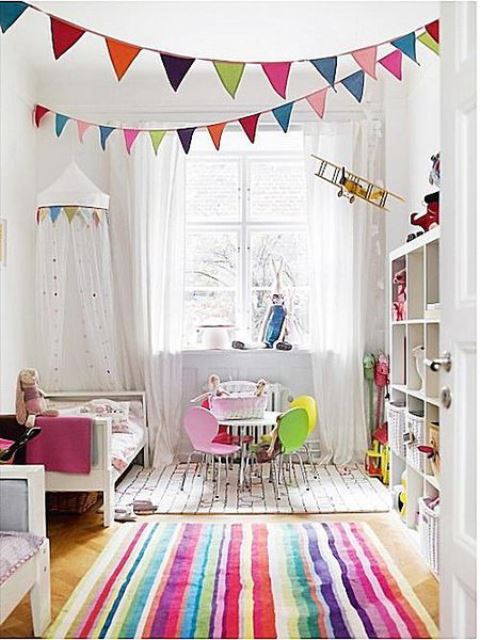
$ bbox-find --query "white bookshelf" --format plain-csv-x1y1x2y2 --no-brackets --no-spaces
388,227,440,570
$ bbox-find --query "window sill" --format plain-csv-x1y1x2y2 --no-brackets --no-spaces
182,348,312,356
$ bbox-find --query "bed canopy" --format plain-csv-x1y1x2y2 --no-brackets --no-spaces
37,162,110,209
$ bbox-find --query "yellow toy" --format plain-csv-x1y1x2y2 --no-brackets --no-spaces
399,471,407,520
365,424,389,484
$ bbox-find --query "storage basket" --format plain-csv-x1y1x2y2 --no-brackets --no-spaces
418,497,439,574
405,412,426,472
386,402,406,456
210,394,268,420
47,491,98,514
222,380,258,395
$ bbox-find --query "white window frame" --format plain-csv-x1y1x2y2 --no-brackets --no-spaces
184,144,308,346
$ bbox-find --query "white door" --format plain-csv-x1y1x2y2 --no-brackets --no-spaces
440,2,477,638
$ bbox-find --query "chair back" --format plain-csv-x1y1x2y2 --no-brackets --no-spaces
183,406,219,450
289,395,317,434
278,407,309,454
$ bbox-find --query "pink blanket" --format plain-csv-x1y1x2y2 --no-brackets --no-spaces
26,416,92,474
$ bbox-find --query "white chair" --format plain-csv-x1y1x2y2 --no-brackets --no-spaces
0,465,51,636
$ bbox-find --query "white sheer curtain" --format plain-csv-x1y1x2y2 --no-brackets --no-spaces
109,133,185,467
304,120,384,464
36,209,120,390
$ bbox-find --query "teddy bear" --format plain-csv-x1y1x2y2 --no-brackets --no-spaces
15,368,58,427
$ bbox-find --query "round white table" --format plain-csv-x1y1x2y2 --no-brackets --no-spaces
218,411,280,489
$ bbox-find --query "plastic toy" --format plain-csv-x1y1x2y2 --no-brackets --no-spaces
410,154,440,232
365,423,389,484
312,154,404,210
399,470,407,520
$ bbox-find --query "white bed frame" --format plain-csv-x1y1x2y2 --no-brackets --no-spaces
44,391,148,527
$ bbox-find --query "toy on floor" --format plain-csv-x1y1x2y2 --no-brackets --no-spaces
365,423,389,484
363,353,375,433
392,268,407,321
15,368,59,427
399,471,407,520
374,353,390,431
312,154,404,210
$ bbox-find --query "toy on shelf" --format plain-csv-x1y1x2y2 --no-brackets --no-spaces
312,155,404,210
408,153,440,238
365,423,389,484
392,268,407,321
412,345,426,392
418,421,440,478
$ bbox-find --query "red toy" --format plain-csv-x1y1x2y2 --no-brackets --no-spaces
410,191,439,232
392,268,407,321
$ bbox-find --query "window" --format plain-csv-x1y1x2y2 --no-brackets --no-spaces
184,128,309,348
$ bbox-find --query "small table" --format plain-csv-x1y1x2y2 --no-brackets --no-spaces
218,411,280,489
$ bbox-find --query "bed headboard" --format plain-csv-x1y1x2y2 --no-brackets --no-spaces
44,390,147,430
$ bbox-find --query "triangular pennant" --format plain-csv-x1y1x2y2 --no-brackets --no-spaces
38,208,49,222
78,207,92,225
149,130,166,155
378,50,403,80
93,210,101,227
392,33,417,63
55,114,69,137
64,206,78,223
425,20,439,44
99,126,115,150
124,129,140,154
77,120,91,142
177,128,196,154
105,38,141,81
34,105,50,127
239,113,260,143
352,46,377,79
340,70,365,103
160,53,195,91
306,88,328,119
213,61,245,98
261,62,291,98
272,102,293,133
0,1,28,33
310,56,337,88
207,122,227,150
418,31,439,55
49,206,62,223
50,17,85,59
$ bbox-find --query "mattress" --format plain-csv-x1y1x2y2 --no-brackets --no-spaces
47,398,146,473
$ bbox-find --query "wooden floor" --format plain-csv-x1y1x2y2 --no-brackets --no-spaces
1,508,439,638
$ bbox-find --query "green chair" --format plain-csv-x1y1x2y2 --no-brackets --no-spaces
277,407,310,490
289,395,318,477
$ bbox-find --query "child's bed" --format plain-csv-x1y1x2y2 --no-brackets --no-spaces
42,391,148,527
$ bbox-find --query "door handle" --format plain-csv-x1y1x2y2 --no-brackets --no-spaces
424,351,452,372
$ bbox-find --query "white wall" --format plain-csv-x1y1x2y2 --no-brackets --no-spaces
0,47,37,410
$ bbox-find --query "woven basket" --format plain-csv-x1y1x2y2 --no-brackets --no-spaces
405,413,425,472
210,395,268,420
418,497,439,574
47,491,99,514
386,402,406,456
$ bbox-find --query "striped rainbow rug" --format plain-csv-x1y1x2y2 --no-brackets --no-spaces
47,522,438,639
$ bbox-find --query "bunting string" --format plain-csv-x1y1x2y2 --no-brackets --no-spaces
0,2,438,97
33,22,439,157
36,206,107,226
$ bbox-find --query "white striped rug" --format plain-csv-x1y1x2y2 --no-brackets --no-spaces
115,462,391,514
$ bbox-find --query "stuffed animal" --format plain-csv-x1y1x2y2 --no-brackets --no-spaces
190,373,231,404
392,269,407,321
16,368,58,427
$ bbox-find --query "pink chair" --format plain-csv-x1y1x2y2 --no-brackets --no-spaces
181,407,240,497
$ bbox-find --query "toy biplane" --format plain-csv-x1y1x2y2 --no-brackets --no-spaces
312,155,404,211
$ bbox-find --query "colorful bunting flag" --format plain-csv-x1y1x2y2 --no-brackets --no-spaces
261,62,291,98
64,206,78,223
149,130,166,155
106,38,141,80
77,120,91,142
123,129,140,154
418,31,439,55
37,207,48,222
207,122,227,150
306,88,328,119
341,70,365,103
311,56,337,88
272,102,293,133
50,17,85,59
160,53,195,91
0,1,28,33
352,46,377,79
177,128,195,154
55,114,69,137
93,209,101,227
99,126,115,150
239,113,260,143
50,206,62,223
378,50,403,80
34,105,50,127
425,20,439,44
392,33,417,63
213,61,245,98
